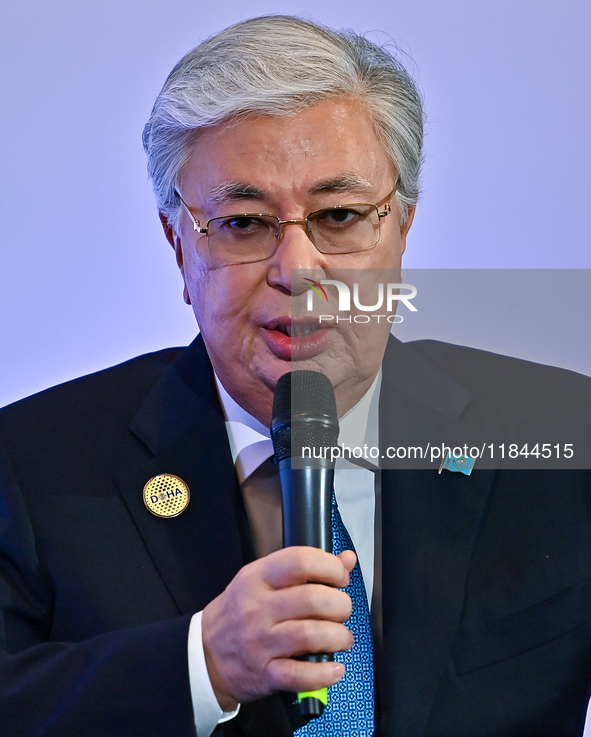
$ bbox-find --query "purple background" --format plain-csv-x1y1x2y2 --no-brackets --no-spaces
1,2,591,728
1,0,590,409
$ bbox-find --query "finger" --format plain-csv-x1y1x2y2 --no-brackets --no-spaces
269,583,353,624
262,547,352,589
268,618,355,659
337,549,357,574
267,657,346,694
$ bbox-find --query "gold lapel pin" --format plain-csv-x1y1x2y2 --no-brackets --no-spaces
143,474,190,518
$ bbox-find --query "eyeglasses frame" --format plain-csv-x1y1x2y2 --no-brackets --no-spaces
173,182,398,263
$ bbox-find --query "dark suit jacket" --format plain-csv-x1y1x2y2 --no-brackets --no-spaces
1,335,591,736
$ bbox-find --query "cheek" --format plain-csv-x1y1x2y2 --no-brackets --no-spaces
183,255,216,321
182,245,209,289
377,227,404,268
185,259,263,338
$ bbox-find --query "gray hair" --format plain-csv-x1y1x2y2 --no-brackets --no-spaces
142,15,424,228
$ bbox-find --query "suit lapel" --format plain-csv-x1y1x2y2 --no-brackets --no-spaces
114,334,494,735
377,339,495,736
115,338,293,737
115,337,253,616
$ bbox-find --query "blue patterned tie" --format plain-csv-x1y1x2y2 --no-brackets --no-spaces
294,493,375,736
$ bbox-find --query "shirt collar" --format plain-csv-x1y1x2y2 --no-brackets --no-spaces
214,371,381,484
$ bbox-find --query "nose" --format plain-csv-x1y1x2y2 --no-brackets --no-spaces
266,219,327,294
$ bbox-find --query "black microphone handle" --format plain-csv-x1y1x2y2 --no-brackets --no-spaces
277,461,333,551
271,370,340,720
277,457,335,720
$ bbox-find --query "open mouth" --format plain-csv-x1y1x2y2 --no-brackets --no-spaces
262,319,333,360
274,322,325,337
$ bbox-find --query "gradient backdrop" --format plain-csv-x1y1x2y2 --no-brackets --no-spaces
2,0,591,729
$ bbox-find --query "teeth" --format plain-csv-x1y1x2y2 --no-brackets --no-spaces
284,324,317,337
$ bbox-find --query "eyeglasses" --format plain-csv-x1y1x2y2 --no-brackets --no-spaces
174,184,397,265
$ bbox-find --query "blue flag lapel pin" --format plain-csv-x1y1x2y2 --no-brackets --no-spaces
438,451,475,476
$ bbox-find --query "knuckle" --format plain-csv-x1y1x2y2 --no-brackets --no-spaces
273,618,320,657
292,545,311,571
267,657,301,691
275,619,306,654
306,584,351,620
299,584,323,612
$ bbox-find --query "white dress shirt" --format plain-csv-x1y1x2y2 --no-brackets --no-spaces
188,373,381,736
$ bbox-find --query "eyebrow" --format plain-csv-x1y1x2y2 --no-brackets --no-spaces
308,174,375,196
206,173,375,209
208,182,266,206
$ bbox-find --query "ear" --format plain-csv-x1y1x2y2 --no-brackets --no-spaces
159,211,191,305
399,205,416,257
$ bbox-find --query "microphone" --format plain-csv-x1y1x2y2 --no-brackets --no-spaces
271,371,339,721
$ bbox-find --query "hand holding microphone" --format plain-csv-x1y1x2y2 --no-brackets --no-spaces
271,370,349,720
201,370,354,714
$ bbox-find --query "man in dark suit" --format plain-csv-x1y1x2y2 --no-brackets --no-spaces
1,14,591,737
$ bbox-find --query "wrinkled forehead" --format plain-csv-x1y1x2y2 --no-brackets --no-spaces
189,95,393,163
178,99,396,212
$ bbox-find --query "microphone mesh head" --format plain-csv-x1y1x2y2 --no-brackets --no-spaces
271,371,339,462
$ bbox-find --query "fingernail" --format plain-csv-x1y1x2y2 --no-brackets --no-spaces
332,663,345,683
